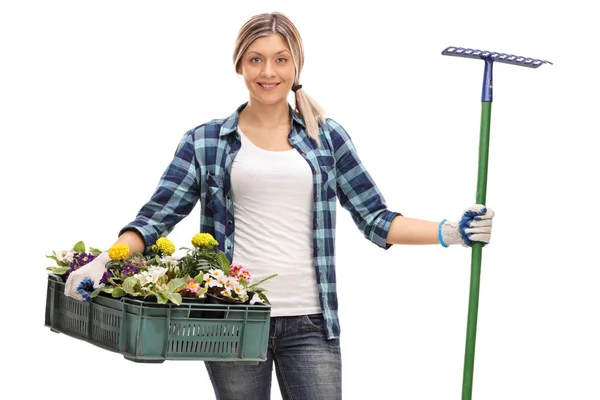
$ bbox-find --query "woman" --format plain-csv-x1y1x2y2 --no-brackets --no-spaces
65,11,494,400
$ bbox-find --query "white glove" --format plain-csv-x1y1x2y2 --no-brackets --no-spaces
64,252,111,301
440,204,495,247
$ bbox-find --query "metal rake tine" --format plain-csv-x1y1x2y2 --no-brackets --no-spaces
442,46,552,68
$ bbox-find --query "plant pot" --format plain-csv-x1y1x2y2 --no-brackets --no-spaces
182,296,207,303
203,294,245,319
182,296,206,318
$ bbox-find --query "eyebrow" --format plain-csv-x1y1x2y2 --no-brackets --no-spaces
247,50,290,56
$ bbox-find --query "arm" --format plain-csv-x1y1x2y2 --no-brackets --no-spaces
386,216,440,245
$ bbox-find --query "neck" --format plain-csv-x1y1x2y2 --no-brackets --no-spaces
241,99,290,128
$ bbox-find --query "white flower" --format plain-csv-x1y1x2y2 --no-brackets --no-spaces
55,249,74,263
232,284,247,297
135,266,168,286
215,275,229,287
208,269,224,279
160,255,179,268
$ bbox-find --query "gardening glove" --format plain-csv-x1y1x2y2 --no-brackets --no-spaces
439,204,494,247
64,252,110,302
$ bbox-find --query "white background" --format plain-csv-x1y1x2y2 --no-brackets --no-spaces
1,1,598,399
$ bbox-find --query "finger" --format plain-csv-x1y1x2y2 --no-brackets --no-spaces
465,226,491,235
475,208,495,220
465,204,486,213
469,233,491,243
469,219,492,228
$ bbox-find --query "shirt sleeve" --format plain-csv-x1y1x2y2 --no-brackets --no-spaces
119,130,200,252
326,118,402,249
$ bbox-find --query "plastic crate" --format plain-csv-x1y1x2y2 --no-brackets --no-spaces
45,275,271,363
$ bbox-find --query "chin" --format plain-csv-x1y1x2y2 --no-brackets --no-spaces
250,93,289,106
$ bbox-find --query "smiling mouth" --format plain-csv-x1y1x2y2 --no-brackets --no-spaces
257,83,280,88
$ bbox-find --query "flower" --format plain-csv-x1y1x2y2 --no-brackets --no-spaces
191,233,218,249
230,264,252,282
184,279,201,293
154,237,176,255
55,249,75,263
108,244,129,260
135,266,168,286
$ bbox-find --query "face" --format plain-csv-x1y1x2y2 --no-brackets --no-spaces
238,34,296,106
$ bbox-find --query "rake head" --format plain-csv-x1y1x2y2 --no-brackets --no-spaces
442,46,552,68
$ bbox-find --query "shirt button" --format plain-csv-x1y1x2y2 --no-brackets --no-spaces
227,244,232,249
228,220,232,225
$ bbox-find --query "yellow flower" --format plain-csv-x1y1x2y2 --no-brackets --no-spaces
156,237,175,255
108,244,129,260
191,233,218,249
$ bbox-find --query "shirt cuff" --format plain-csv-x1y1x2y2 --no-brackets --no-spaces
370,210,403,250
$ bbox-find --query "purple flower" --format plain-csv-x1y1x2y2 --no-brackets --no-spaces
122,263,140,276
99,271,113,285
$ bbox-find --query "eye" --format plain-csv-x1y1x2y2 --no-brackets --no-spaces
250,57,261,63
276,57,287,63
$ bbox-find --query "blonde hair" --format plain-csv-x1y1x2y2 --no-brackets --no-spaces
233,12,325,146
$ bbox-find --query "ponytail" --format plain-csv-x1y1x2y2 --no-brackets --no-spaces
294,86,325,147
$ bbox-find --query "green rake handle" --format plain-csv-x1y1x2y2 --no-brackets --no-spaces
462,100,491,400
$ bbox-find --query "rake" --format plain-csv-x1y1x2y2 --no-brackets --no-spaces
441,46,552,400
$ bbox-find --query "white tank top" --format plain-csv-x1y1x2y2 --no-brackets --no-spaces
230,127,321,316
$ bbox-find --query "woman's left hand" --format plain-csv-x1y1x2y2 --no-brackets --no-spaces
439,204,495,247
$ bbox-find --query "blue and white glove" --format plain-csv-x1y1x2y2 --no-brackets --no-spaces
439,204,495,247
64,252,110,301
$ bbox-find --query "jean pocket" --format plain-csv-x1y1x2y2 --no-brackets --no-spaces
303,314,326,332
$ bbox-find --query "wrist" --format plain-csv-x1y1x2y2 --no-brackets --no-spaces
440,220,464,247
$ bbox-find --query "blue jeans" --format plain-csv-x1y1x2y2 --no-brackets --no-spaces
205,313,342,400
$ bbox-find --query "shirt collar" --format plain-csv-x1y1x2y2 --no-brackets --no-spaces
219,102,306,137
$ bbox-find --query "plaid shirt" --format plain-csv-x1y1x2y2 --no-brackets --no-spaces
120,103,401,339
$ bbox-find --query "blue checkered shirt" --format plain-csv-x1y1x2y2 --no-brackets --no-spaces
120,103,402,339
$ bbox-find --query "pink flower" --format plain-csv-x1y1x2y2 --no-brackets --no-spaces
184,279,201,293
230,264,252,282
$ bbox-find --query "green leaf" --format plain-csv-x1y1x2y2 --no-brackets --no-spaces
46,266,70,275
257,292,270,304
193,272,204,284
73,241,86,253
250,274,278,289
89,247,103,255
122,277,139,294
90,287,102,298
155,292,169,304
197,287,208,297
238,278,249,288
249,286,267,293
167,277,187,292
112,287,127,298
168,293,182,306
216,252,231,273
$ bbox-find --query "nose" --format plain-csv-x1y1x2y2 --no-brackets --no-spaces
261,60,276,78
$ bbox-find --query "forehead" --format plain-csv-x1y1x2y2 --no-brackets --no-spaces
245,34,290,56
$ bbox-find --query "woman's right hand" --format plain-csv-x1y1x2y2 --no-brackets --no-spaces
64,252,111,301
